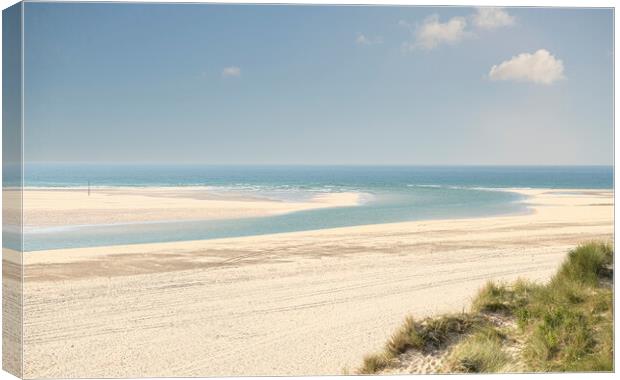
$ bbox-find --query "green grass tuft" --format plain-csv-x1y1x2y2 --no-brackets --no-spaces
445,326,510,373
386,314,480,356
359,353,393,374
552,241,612,287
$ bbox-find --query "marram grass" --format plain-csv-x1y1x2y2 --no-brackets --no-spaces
358,241,613,374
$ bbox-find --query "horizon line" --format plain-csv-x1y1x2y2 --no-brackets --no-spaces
20,162,614,167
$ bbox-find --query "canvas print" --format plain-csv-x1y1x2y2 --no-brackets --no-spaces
2,2,615,378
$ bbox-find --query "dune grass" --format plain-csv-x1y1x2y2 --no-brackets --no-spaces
444,325,511,373
359,314,482,374
358,241,613,374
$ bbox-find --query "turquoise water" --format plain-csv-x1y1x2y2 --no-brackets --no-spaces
18,165,613,251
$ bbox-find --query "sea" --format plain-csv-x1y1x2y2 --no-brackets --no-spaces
15,164,614,251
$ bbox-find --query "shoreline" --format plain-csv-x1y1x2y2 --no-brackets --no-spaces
21,187,608,257
21,186,365,229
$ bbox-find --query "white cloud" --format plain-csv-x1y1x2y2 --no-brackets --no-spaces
488,49,565,85
472,7,516,30
356,34,382,46
404,15,469,51
221,66,241,78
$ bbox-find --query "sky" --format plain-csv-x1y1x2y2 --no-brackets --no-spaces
23,3,614,165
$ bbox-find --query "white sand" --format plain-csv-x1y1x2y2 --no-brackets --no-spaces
17,188,613,377
22,187,363,227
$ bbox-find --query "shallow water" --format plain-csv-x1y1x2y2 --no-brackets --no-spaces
17,165,613,251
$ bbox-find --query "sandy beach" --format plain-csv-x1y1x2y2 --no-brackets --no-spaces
22,187,363,227
13,188,613,377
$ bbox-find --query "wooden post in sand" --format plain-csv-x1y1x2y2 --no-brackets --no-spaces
88,181,91,196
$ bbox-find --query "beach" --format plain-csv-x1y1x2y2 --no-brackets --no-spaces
15,188,614,377
22,187,363,227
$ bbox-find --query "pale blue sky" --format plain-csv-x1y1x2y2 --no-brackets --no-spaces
23,3,613,165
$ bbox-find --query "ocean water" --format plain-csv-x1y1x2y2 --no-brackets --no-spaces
18,164,613,251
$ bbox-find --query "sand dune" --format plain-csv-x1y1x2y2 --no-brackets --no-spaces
19,188,613,377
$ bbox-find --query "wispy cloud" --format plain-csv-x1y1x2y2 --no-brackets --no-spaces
355,34,383,46
221,66,241,78
402,15,469,51
472,7,516,30
399,8,515,52
488,49,565,85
